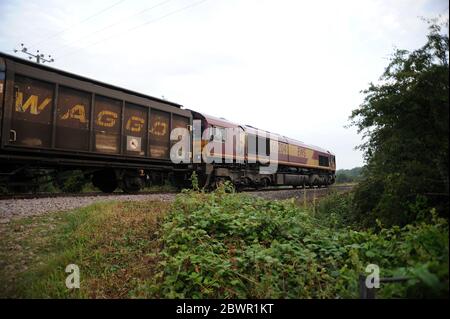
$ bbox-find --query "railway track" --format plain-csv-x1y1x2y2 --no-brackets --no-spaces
0,190,174,201
243,184,353,192
0,185,354,223
246,184,353,201
0,185,354,201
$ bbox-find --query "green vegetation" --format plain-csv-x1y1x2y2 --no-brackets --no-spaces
57,170,90,193
0,201,169,298
149,187,448,298
335,167,363,184
1,19,448,300
142,181,178,194
349,20,449,227
2,186,447,299
0,170,89,195
0,170,177,195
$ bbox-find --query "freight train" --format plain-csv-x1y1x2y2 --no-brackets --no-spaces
0,52,336,193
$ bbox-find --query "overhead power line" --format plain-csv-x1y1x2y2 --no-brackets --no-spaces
28,0,127,49
54,0,174,56
57,0,210,61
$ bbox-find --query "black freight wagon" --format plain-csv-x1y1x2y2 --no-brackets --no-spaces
0,52,192,193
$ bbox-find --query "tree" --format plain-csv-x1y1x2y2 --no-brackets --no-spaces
349,19,449,227
335,167,364,184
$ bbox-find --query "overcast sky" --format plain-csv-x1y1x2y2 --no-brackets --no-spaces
0,0,448,168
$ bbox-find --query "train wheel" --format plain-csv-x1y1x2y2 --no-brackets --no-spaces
257,178,269,190
92,170,117,193
171,172,190,190
96,180,117,193
121,176,144,194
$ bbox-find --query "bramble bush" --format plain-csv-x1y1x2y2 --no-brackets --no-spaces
148,185,448,299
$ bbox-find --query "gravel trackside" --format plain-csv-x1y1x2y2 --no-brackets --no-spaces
0,194,175,223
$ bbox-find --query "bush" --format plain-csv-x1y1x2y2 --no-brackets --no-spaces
315,192,357,229
335,167,364,184
149,187,449,298
349,21,449,227
58,171,89,193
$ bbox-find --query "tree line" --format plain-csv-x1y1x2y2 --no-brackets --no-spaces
348,18,449,227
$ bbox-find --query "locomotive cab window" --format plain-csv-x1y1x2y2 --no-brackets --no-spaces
257,135,270,156
213,127,226,142
319,155,330,167
247,134,257,156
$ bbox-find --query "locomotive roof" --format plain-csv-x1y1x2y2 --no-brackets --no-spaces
242,125,288,143
288,138,334,155
195,112,241,128
0,51,183,108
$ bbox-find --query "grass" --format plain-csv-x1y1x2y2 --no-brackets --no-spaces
0,187,448,298
333,182,359,187
0,200,169,298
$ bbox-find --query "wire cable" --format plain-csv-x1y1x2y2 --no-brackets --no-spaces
54,0,174,55
57,0,210,61
28,0,127,49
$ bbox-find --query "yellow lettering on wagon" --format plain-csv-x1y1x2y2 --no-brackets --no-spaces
96,110,118,127
150,120,168,136
60,104,87,123
126,116,145,133
15,92,51,114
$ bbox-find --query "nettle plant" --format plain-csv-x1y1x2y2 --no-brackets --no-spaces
148,185,448,299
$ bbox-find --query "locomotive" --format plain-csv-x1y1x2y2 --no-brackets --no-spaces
0,52,335,193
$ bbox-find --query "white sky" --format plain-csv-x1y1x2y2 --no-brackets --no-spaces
0,0,448,168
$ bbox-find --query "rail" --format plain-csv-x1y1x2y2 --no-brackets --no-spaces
0,185,353,201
